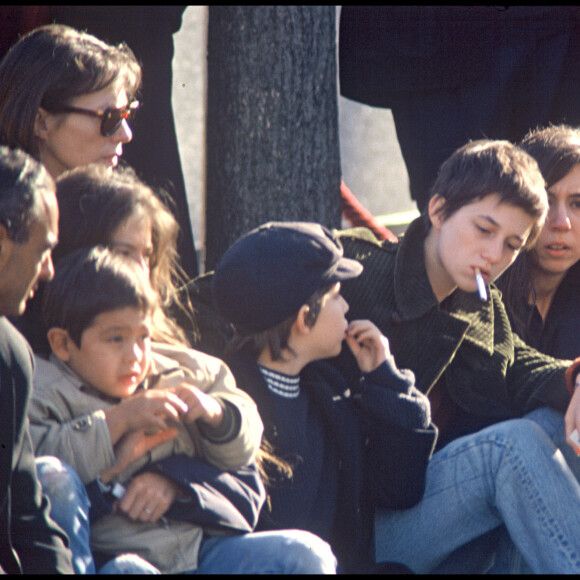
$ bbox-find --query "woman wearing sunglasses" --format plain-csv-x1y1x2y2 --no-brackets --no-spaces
0,24,141,178
0,26,163,574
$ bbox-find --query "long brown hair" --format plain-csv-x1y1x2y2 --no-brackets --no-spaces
497,125,580,341
55,164,193,346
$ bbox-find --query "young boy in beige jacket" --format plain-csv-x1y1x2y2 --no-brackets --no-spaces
28,245,336,574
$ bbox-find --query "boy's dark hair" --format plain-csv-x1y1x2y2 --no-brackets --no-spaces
226,284,332,361
424,139,548,249
42,245,158,348
0,145,55,243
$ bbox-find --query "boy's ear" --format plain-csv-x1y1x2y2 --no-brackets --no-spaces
428,194,446,230
47,327,73,362
294,305,312,335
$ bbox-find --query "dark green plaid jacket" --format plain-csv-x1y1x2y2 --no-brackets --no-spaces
336,218,572,430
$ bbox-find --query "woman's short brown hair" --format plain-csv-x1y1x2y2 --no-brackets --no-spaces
424,139,548,250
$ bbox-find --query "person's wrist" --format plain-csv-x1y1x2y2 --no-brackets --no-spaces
203,397,225,428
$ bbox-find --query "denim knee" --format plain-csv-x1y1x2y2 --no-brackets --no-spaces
525,407,564,441
492,418,558,453
36,455,90,512
278,530,337,574
36,456,94,574
97,554,161,574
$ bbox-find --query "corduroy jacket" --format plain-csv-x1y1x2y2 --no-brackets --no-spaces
335,218,574,442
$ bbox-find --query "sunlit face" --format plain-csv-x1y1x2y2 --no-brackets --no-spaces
307,282,350,360
426,193,535,302
65,306,152,400
110,209,154,277
35,84,133,178
0,189,58,316
533,164,580,280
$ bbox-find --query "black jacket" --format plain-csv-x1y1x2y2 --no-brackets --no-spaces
512,261,580,361
226,347,437,573
0,317,73,574
339,6,580,106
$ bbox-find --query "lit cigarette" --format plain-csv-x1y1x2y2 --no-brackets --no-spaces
475,268,487,302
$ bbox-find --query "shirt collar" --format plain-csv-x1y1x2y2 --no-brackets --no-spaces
393,217,495,355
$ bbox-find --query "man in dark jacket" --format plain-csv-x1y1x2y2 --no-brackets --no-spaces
0,146,72,573
339,6,580,212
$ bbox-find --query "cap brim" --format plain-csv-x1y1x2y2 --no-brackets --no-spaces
333,256,363,281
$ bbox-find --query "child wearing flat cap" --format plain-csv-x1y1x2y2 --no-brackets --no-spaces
211,221,438,574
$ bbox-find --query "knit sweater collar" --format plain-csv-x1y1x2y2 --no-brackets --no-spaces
259,365,300,399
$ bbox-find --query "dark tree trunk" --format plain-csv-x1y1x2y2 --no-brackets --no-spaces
205,6,341,270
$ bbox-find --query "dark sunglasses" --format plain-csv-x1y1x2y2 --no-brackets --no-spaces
46,101,139,137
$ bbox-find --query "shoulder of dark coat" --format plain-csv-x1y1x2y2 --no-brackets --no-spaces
336,227,399,253
0,316,34,375
302,360,348,388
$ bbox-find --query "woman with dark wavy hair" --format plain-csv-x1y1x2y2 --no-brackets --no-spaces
497,124,580,360
0,23,141,178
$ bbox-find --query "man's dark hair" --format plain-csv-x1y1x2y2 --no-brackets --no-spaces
0,145,54,243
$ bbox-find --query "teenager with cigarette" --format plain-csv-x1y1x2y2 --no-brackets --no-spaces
335,139,580,573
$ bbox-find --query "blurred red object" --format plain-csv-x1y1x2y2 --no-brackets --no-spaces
340,180,398,242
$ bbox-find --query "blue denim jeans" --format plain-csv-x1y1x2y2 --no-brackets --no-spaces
374,417,580,574
434,407,580,574
36,457,336,574
35,456,97,574
527,406,580,482
95,528,337,574
191,530,337,574
98,529,337,574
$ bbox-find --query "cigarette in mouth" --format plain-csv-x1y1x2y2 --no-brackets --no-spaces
475,268,487,302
